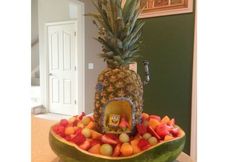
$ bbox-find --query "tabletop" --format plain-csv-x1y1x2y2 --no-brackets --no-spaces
31,115,193,162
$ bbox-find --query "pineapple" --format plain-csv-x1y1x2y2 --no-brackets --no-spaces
88,0,147,133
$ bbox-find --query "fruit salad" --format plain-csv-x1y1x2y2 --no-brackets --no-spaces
52,112,182,157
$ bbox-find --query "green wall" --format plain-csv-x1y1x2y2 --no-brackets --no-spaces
138,12,195,154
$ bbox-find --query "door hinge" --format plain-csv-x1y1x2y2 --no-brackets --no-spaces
74,32,76,36
74,100,77,104
74,66,76,71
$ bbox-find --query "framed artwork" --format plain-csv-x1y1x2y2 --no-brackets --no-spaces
122,0,193,18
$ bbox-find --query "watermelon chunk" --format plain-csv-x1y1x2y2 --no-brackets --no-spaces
138,139,150,150
136,124,147,135
71,133,86,145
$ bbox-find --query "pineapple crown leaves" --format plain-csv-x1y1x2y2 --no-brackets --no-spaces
87,0,147,68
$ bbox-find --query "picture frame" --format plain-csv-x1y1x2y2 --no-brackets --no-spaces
122,0,194,18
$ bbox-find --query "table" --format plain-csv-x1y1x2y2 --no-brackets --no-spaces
32,115,193,162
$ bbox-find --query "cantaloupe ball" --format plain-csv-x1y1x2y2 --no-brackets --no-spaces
148,137,158,145
120,143,133,156
81,128,91,138
82,116,91,126
149,118,161,129
142,113,149,120
65,126,75,135
77,122,84,128
164,135,174,141
119,133,130,143
143,133,152,140
100,144,113,156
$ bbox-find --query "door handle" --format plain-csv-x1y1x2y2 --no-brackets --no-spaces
48,73,53,76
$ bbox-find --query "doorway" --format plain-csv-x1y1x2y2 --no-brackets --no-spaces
46,21,83,115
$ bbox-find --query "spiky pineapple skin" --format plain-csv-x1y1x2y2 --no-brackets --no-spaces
94,67,143,133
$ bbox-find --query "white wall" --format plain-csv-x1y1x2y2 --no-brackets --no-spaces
31,0,39,76
81,0,106,113
38,0,105,114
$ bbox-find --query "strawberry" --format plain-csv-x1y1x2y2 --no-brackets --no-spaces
166,124,174,131
59,119,69,127
71,133,86,145
79,139,91,150
136,124,147,135
101,135,118,145
155,124,170,139
138,139,150,150
147,126,161,140
170,128,179,137
76,112,86,121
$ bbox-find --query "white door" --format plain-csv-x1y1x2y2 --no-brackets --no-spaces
47,21,78,115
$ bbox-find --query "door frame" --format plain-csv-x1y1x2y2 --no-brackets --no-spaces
45,20,80,115
190,10,197,161
41,1,85,115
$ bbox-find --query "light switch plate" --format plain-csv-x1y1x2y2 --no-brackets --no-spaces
88,63,94,69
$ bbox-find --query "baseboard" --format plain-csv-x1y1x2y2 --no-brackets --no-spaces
34,113,71,121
